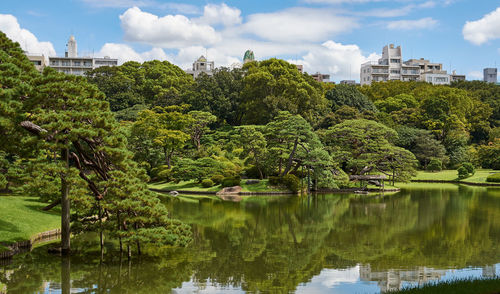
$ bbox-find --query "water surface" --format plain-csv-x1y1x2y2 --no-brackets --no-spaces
1,184,499,293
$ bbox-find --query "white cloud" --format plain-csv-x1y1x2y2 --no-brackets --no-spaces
98,43,169,64
292,41,380,80
463,7,500,45
0,14,56,57
241,8,357,43
119,7,220,48
387,17,438,30
467,70,483,80
197,3,242,27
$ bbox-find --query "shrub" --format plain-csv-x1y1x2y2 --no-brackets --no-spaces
462,162,475,175
221,175,241,187
282,174,300,193
427,159,442,172
210,174,224,185
201,179,214,188
457,166,469,180
268,176,281,186
486,173,500,183
156,169,172,181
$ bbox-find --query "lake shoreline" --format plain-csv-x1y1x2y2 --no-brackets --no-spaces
150,187,401,196
0,229,61,260
411,180,500,187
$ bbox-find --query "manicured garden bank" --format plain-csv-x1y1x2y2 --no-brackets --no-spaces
411,169,500,186
390,277,500,294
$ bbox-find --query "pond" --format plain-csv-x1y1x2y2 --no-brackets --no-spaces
1,184,499,293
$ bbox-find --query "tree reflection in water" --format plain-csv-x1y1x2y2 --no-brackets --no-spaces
1,185,499,293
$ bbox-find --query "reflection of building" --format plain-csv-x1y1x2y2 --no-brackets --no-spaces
359,264,447,292
311,72,331,83
48,35,117,76
484,68,497,83
26,53,47,72
482,265,497,278
185,55,214,79
360,44,465,86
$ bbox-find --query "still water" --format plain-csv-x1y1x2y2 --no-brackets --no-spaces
1,184,499,293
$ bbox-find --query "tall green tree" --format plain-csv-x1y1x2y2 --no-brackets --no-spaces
240,59,327,125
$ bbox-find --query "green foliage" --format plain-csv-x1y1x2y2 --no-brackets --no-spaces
281,174,300,193
427,159,442,172
240,58,327,125
486,173,500,183
268,176,281,186
477,140,500,169
86,60,194,111
201,179,214,188
221,175,241,187
461,162,475,175
457,166,469,180
210,174,224,185
325,84,377,112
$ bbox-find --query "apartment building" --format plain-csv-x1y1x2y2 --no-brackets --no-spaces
26,53,47,72
484,68,497,83
311,72,331,83
48,35,117,76
360,44,464,86
185,55,215,79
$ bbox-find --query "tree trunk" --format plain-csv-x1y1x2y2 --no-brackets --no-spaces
164,147,172,169
282,138,299,176
61,255,71,294
61,148,71,255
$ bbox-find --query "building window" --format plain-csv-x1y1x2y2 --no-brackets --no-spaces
74,61,81,66
62,61,70,66
390,59,400,63
390,69,400,74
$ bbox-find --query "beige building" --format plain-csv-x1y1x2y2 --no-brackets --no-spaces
48,35,117,76
311,72,331,83
185,55,214,79
361,44,464,86
26,54,47,72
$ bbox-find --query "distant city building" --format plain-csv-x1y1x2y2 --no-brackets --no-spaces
243,50,255,64
26,53,46,72
340,80,356,85
48,35,117,76
483,68,497,83
185,55,214,79
311,72,331,83
450,70,466,82
360,44,464,86
294,64,304,74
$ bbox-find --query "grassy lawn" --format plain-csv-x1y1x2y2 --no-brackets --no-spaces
150,179,287,193
413,169,498,183
0,195,60,245
390,278,500,294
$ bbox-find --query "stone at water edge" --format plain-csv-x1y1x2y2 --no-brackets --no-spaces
216,186,243,195
169,191,179,196
245,179,260,185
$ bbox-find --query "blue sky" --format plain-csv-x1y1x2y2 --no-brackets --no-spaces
1,0,500,82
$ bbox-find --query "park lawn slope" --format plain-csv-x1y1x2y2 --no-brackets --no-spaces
150,179,288,193
413,169,498,183
0,195,60,245
390,277,500,294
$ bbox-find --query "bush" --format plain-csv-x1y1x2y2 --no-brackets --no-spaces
268,176,281,186
427,159,442,172
282,174,300,193
221,175,241,187
462,162,475,175
201,179,214,188
457,166,469,180
486,173,500,183
210,174,224,185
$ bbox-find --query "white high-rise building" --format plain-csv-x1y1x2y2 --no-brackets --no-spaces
483,68,497,83
185,56,215,79
48,35,117,76
360,44,464,86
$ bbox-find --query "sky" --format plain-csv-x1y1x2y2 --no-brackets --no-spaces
1,0,500,82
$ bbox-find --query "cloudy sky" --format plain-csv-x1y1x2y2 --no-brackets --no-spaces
1,0,500,82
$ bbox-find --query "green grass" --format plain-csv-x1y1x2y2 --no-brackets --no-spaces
150,179,287,193
413,169,498,183
390,278,500,294
0,195,60,244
